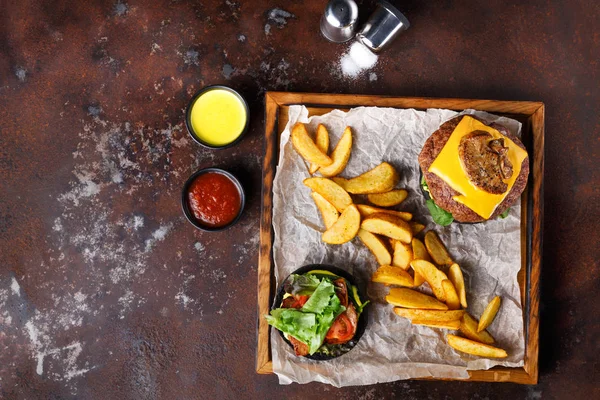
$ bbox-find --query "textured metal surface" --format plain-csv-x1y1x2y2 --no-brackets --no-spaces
0,0,598,399
320,0,359,43
357,0,410,52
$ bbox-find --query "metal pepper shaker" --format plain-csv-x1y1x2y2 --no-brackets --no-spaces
320,0,359,43
357,0,410,52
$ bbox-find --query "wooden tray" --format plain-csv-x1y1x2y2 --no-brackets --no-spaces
256,92,543,384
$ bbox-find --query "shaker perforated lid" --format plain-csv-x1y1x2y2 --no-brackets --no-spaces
320,0,359,43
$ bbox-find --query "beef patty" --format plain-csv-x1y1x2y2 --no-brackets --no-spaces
418,115,529,223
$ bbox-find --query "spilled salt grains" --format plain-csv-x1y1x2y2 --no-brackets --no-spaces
339,41,379,78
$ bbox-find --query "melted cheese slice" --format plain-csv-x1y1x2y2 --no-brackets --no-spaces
428,116,528,219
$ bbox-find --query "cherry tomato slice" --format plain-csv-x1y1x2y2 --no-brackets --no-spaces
295,295,309,307
281,294,310,309
325,312,354,344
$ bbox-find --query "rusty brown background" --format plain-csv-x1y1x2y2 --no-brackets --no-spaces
1,0,598,399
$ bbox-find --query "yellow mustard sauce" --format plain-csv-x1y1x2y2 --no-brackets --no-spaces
189,89,247,146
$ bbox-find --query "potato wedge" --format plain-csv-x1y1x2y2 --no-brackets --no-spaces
386,288,448,310
412,319,461,330
478,296,501,332
448,263,467,308
311,192,339,229
330,176,349,189
410,222,425,235
411,238,430,286
460,314,495,344
372,265,414,287
424,231,453,265
358,229,391,265
392,239,412,270
367,189,408,207
319,127,353,177
291,123,332,167
412,238,431,261
361,213,412,243
410,260,449,302
413,272,425,287
338,162,400,194
304,177,352,212
447,334,507,358
322,204,360,244
356,204,412,221
393,308,465,322
309,124,330,174
442,279,460,310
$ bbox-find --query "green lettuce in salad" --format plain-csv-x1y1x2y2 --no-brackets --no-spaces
265,273,367,355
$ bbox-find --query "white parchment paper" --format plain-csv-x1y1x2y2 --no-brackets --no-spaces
271,106,525,386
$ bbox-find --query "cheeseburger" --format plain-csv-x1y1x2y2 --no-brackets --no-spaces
418,115,529,224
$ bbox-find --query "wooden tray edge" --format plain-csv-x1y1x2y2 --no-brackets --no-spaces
267,91,543,115
257,362,536,384
256,92,543,384
256,93,279,373
522,104,544,383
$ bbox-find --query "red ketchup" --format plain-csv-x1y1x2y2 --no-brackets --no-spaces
187,172,241,228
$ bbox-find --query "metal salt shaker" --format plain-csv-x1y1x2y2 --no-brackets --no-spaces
357,0,410,52
320,0,359,43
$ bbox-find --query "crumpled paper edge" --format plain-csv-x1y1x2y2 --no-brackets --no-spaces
270,106,525,385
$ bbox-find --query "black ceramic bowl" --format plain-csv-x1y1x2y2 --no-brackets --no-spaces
181,167,245,232
185,85,250,149
272,264,369,360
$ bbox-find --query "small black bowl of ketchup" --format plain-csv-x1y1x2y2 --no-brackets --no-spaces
182,168,245,231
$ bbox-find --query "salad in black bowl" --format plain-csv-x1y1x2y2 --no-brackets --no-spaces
266,264,369,360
